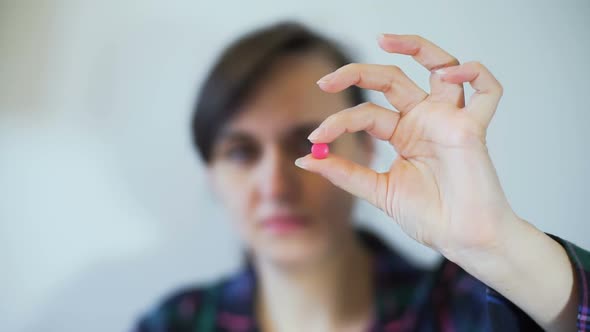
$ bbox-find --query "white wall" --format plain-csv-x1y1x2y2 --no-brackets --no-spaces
1,0,588,331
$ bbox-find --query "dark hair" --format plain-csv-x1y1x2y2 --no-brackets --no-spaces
191,21,365,163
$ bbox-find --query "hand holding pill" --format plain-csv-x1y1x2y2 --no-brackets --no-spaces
293,33,512,266
289,33,581,331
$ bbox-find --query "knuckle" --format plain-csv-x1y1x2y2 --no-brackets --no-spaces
468,61,503,94
324,112,340,125
378,65,402,92
468,61,485,70
386,65,403,80
408,34,422,41
342,63,360,72
386,64,402,73
353,101,374,111
497,83,504,96
360,101,376,108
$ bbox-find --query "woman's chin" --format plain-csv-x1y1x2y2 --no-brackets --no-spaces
255,236,330,269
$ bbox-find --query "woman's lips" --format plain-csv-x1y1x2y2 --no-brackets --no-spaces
261,215,309,235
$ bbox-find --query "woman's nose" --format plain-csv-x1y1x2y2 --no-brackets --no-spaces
257,149,300,201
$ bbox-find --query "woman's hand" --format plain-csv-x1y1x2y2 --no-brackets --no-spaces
295,34,515,261
295,34,580,331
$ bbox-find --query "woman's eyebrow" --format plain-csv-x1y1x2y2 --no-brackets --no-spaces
217,130,255,144
217,123,321,143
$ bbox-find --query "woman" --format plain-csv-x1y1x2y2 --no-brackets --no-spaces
134,22,589,331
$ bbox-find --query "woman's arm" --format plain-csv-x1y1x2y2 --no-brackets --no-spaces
456,214,579,331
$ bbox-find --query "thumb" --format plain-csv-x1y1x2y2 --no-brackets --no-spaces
295,153,384,209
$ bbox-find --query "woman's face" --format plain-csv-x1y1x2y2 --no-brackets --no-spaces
207,52,373,267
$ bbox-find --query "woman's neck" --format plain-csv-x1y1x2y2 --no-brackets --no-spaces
254,230,374,332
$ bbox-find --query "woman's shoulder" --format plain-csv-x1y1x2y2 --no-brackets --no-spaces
132,266,257,332
131,278,227,332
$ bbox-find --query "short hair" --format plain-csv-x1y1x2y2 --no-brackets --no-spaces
191,21,365,163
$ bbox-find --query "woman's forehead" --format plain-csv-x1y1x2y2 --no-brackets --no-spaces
226,55,350,135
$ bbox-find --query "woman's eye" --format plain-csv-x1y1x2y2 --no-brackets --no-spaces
225,145,258,163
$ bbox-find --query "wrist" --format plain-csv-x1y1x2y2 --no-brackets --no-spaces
442,211,526,271
447,215,577,331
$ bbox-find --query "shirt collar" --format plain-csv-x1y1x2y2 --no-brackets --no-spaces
215,228,427,331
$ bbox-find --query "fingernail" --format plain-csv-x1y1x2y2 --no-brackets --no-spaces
379,33,400,40
316,72,336,85
433,68,446,75
307,127,323,140
376,33,385,41
294,157,307,169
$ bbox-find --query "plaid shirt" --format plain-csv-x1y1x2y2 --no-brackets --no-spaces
134,229,590,331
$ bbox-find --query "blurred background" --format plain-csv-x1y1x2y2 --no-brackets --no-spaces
1,0,589,331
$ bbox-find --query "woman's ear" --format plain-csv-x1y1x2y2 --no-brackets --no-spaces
204,167,220,200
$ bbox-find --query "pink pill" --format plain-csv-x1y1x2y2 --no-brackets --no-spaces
311,143,329,159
